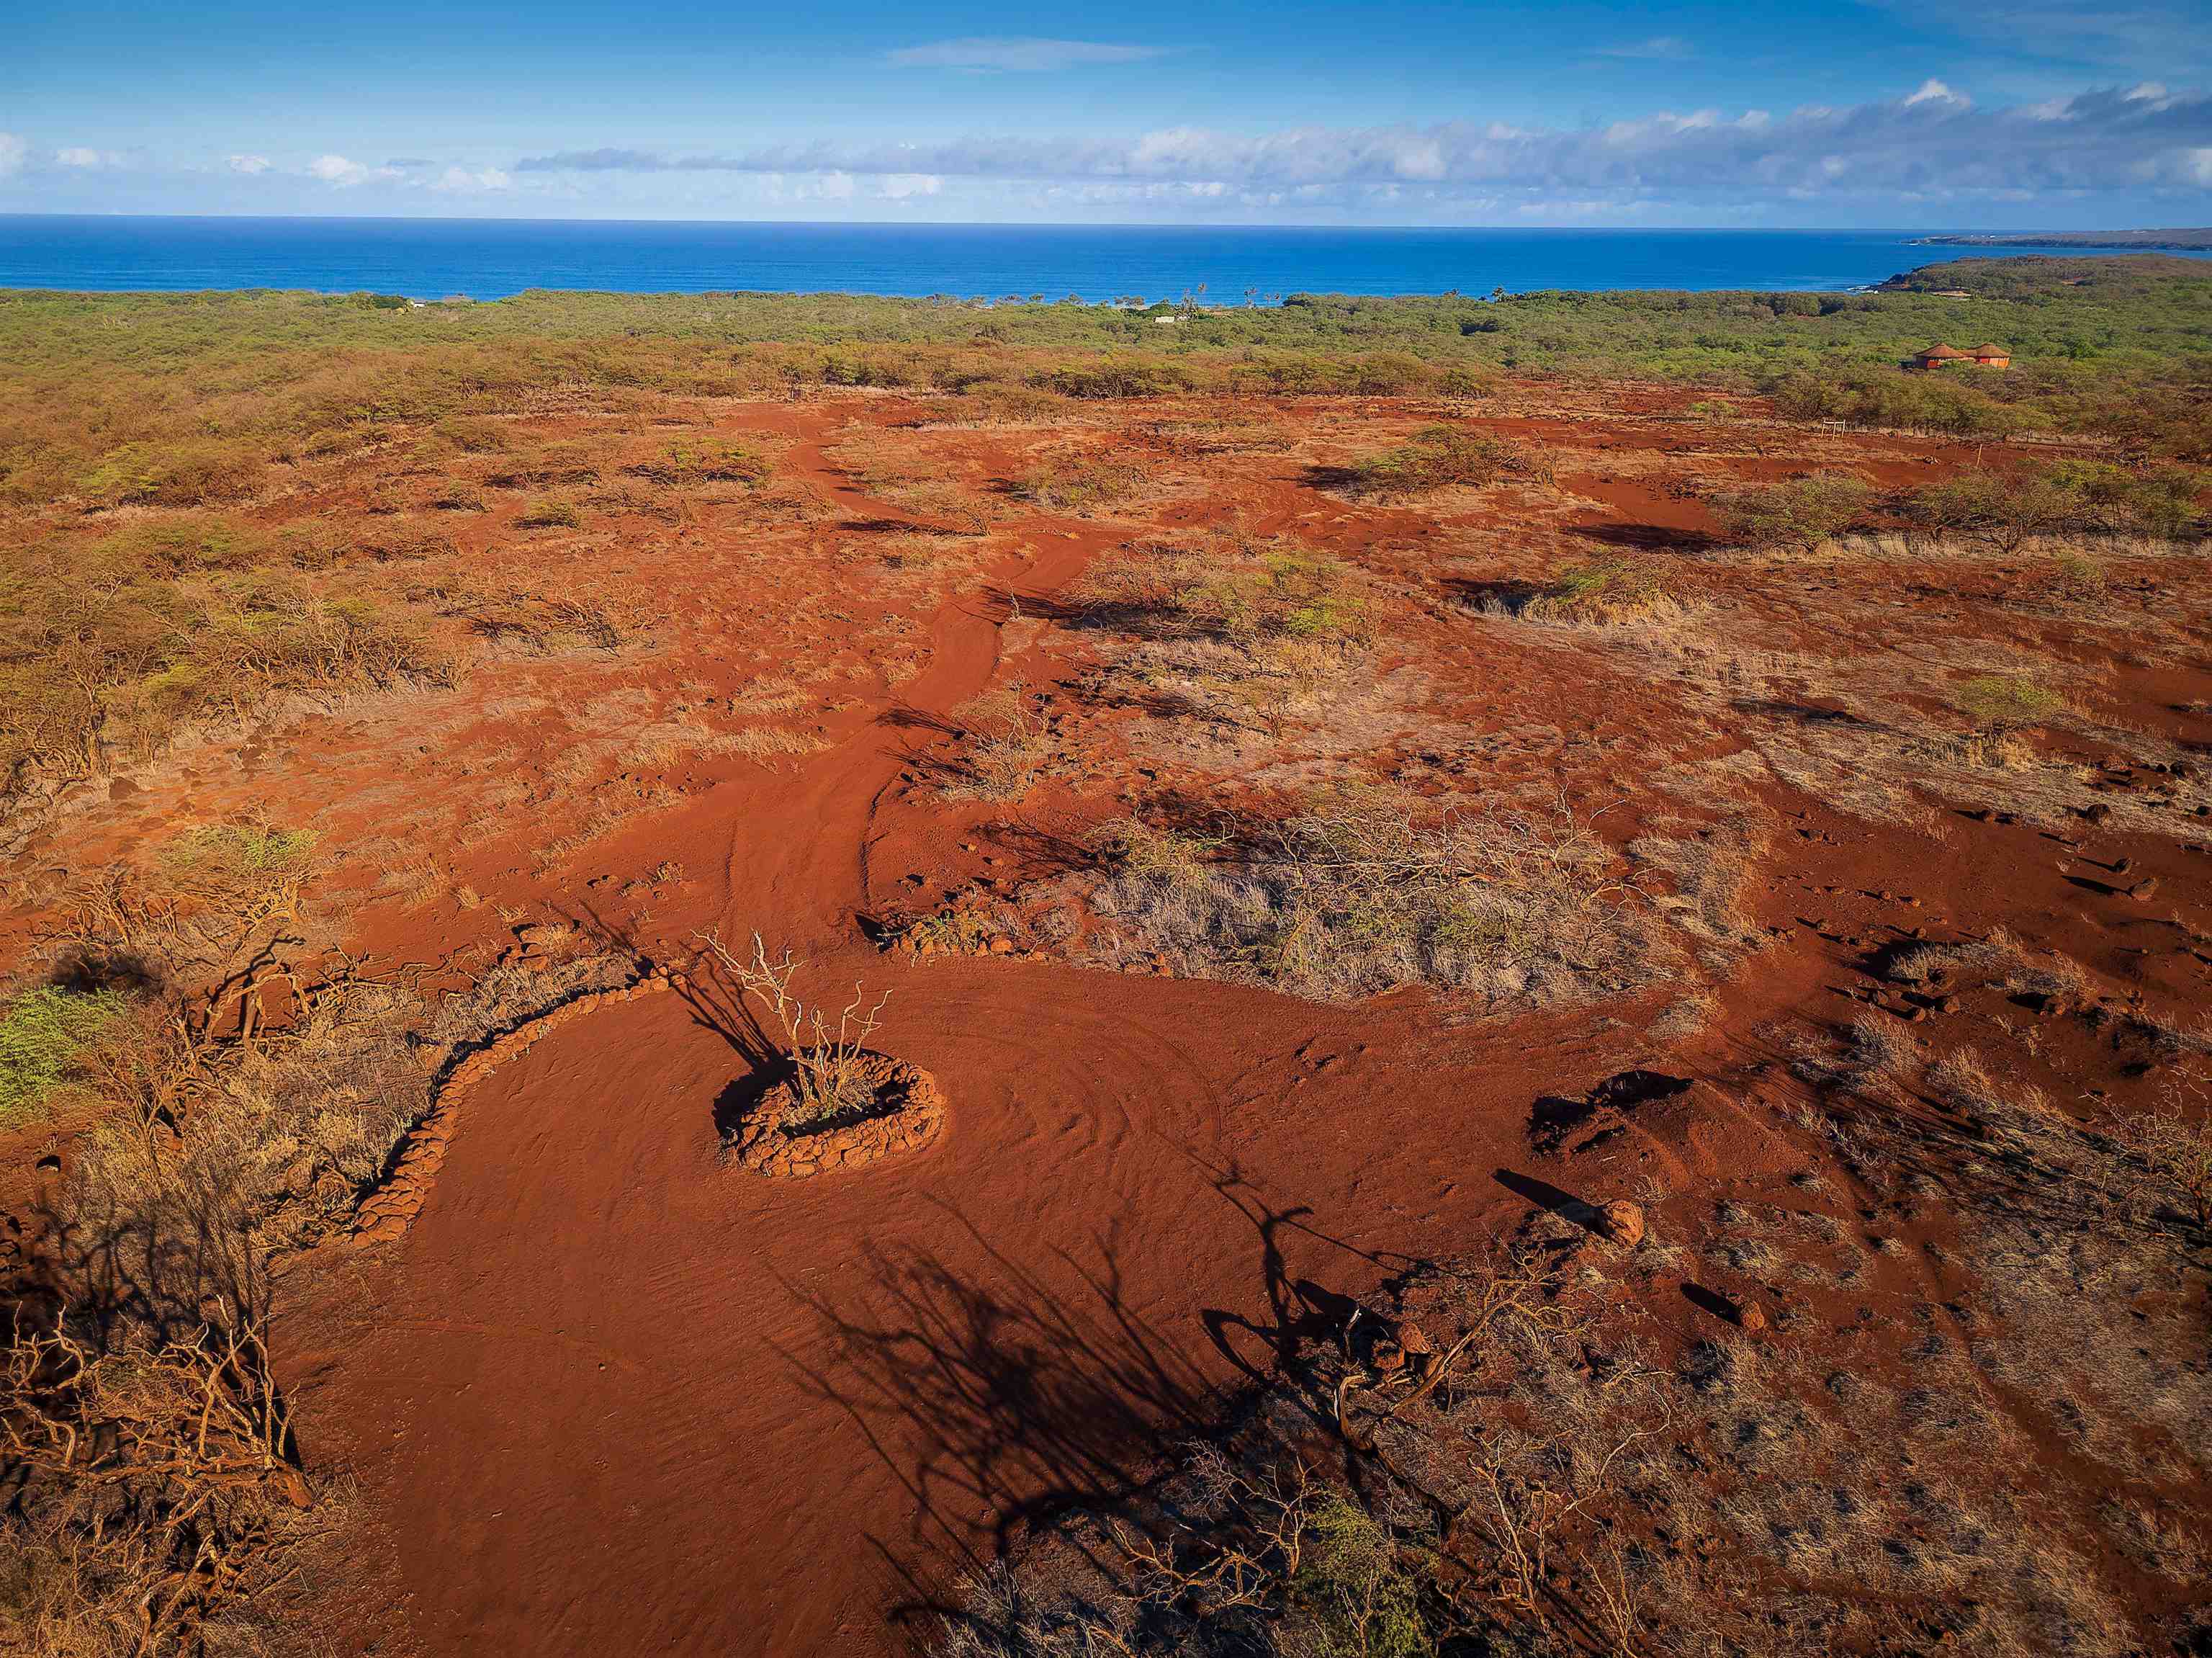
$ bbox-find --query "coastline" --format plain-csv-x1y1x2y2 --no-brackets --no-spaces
1912,228,2212,251
9,218,2209,300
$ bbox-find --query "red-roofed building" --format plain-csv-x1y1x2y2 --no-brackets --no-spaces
1902,341,2010,372
1902,342,1972,371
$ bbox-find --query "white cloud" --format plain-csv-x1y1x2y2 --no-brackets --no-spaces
886,37,1163,72
1905,79,1969,107
228,153,272,174
429,164,511,192
55,145,122,168
2162,145,2212,184
518,81,2212,207
307,153,400,187
876,172,940,198
1393,137,1447,179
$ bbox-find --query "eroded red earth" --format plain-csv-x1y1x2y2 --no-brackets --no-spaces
11,386,2209,1654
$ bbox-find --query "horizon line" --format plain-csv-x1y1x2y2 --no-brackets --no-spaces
0,211,2180,236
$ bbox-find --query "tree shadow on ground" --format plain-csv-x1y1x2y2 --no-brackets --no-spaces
775,1165,1421,1642
1442,575,1544,614
1572,520,1717,554
978,583,1082,624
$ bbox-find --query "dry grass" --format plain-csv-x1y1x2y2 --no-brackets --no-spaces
942,681,1056,802
942,1054,2211,1657
824,424,1000,530
1004,454,1141,515
1522,558,1683,626
1071,536,1375,748
1,885,642,1654
2104,1090,2212,1231
1090,788,1663,1005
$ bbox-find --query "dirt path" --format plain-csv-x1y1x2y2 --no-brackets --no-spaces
272,414,1825,1657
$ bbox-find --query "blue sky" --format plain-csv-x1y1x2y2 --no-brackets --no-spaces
3,0,2208,225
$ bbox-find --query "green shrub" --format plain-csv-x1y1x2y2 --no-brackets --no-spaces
78,442,266,508
816,350,917,388
1717,475,1873,553
1029,362,1182,400
515,498,583,529
0,986,124,1124
1438,366,1495,398
631,439,773,488
1287,1492,1427,1658
166,822,319,881
1345,352,1431,395
1339,426,1554,498
1762,367,2015,437
1956,673,2064,732
1521,557,1676,624
431,482,489,511
2044,549,2109,600
1914,467,2092,552
2044,460,2203,539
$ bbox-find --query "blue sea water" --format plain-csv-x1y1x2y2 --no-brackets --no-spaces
0,216,2201,302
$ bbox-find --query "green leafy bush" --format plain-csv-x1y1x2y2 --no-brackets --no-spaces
1912,460,2203,550
1717,475,1873,552
631,439,773,488
1029,362,1184,399
1338,426,1554,498
1521,557,1678,624
0,986,124,1124
1956,673,2064,732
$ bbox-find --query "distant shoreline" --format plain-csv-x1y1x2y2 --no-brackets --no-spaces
1912,229,2212,251
5,220,2211,302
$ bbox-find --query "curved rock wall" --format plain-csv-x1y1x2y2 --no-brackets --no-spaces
352,969,678,1242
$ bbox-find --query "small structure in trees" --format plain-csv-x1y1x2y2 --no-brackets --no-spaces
1903,342,1970,371
1902,341,2010,372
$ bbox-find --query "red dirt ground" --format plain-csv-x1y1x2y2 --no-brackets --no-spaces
11,387,2209,1654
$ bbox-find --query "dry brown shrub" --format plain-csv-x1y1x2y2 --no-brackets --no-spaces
2105,1089,2212,1231
690,932,892,1129
0,1314,324,1658
942,681,1055,802
1008,452,1151,514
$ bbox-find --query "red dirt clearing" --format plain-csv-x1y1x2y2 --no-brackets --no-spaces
266,417,1812,1655
21,387,2198,1654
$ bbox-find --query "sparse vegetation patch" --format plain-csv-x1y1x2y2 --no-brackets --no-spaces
1335,425,1555,498
1092,789,1663,1004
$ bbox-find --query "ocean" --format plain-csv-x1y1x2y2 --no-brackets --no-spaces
0,216,2200,302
